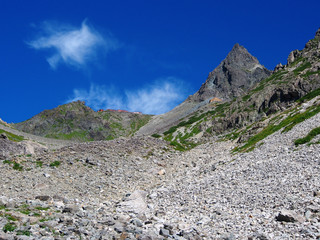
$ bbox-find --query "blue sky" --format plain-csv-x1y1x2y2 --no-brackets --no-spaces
1,0,320,123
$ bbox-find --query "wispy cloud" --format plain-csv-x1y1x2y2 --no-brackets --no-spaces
66,78,186,114
126,79,184,114
28,20,118,69
67,84,124,110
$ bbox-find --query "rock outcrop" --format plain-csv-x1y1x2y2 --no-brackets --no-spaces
0,138,47,159
192,43,271,102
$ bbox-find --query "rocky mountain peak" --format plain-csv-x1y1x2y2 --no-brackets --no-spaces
315,27,320,38
224,43,259,67
192,44,271,102
286,27,320,66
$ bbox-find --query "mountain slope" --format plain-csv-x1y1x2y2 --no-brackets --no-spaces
14,101,152,141
136,44,270,136
157,27,320,151
1,101,320,239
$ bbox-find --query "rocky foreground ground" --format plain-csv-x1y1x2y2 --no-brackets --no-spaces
0,111,320,239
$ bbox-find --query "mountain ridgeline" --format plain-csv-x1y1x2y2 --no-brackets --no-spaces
137,27,320,151
12,28,320,148
14,101,152,141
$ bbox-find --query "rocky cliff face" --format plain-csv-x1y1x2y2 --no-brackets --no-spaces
192,43,271,102
197,27,320,139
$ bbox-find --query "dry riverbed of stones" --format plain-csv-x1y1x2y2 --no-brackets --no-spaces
1,113,320,239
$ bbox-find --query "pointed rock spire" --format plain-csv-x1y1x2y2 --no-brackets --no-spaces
192,44,271,102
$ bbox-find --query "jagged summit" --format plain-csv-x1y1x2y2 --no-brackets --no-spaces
225,43,259,67
192,43,271,102
315,27,320,38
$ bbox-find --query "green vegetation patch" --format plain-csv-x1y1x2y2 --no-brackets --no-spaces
151,133,161,138
242,94,251,101
130,116,152,134
302,70,320,78
251,84,265,93
234,103,320,152
3,223,16,232
19,204,31,215
45,131,92,141
293,61,312,75
289,56,304,67
3,160,12,164
50,161,61,167
35,206,50,211
3,160,23,171
0,129,24,142
13,162,23,171
19,209,31,215
5,214,17,221
295,127,320,146
260,70,289,85
32,212,41,217
36,161,43,167
39,218,53,222
297,88,320,103
17,230,31,236
223,129,244,141
169,139,198,152
164,102,230,136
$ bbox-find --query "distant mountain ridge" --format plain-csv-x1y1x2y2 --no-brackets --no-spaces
14,101,152,141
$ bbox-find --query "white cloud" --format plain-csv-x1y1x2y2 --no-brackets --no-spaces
28,20,118,69
126,79,184,114
67,84,124,110
66,78,186,115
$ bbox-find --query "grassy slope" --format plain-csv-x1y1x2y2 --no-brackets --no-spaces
0,129,24,142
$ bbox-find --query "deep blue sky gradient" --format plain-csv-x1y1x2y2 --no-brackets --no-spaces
1,0,320,122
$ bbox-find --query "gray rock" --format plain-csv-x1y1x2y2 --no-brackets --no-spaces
118,190,149,215
0,196,8,206
159,228,170,237
131,218,143,227
276,210,305,223
35,196,50,201
114,223,125,233
0,233,12,240
62,204,81,214
0,133,8,139
43,173,50,178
